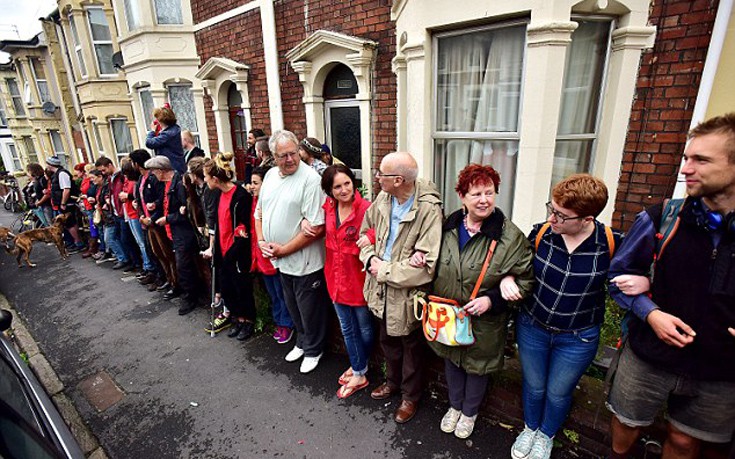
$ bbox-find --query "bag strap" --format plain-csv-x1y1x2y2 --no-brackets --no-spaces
604,225,615,258
534,222,551,252
470,239,497,300
656,198,684,260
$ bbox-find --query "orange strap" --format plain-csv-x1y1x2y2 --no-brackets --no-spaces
470,240,497,300
535,222,615,257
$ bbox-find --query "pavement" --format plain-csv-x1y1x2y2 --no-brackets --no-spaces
0,208,579,459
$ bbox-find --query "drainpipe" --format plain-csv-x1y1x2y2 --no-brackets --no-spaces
672,0,734,198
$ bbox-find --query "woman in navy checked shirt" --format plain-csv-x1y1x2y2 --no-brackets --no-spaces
502,174,647,459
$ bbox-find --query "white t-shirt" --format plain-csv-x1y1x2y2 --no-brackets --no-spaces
256,162,326,276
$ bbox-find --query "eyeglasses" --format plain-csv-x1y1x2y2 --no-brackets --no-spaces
545,202,584,223
274,150,300,161
375,170,402,179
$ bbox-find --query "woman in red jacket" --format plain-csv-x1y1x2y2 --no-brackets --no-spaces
321,164,373,399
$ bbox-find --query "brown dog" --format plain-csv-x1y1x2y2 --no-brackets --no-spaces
12,214,69,268
0,226,15,252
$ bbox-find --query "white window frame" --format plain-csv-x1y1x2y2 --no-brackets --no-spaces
153,0,183,25
122,0,142,31
167,84,199,144
23,137,38,164
431,20,528,216
68,14,88,78
92,121,105,156
86,7,116,77
8,143,21,170
0,98,7,126
30,58,51,104
109,118,133,163
552,16,614,185
138,86,155,129
50,130,66,156
6,78,25,117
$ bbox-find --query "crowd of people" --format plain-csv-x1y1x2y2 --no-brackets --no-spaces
17,108,735,459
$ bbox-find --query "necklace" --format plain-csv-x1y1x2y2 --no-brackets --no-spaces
463,215,481,235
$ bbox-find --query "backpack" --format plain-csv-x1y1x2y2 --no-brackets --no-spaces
534,221,616,258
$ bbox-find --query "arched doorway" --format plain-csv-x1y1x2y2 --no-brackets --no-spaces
227,84,247,181
323,64,362,179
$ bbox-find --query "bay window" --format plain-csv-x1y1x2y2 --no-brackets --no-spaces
87,8,115,76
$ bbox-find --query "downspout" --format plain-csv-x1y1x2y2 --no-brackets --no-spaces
672,0,734,198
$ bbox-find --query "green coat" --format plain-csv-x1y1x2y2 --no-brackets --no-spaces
429,208,534,375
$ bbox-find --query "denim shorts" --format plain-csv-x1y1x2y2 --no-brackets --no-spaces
607,343,735,443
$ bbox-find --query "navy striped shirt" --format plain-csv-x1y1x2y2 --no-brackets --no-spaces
524,221,622,331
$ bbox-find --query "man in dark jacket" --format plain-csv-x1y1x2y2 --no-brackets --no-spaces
607,113,735,459
146,155,202,315
182,129,205,165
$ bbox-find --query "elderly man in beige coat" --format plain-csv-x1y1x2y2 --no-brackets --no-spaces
359,152,443,423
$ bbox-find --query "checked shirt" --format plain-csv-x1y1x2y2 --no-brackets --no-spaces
524,221,623,331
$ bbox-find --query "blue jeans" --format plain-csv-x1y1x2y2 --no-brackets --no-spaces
127,218,154,271
333,303,374,376
33,208,49,227
104,219,129,263
262,273,293,328
516,311,600,438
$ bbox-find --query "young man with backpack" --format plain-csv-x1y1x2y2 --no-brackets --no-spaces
607,113,735,459
46,155,85,253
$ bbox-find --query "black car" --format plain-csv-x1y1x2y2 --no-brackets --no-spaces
0,309,85,458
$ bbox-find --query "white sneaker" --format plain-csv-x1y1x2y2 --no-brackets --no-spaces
511,426,538,459
453,413,477,439
299,353,322,373
285,346,304,362
440,407,462,433
528,431,553,459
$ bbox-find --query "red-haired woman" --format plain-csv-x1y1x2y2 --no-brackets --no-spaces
428,164,534,439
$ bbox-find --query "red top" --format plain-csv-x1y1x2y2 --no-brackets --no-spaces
218,186,236,256
323,192,371,306
162,181,173,240
80,176,93,211
138,172,150,218
250,196,276,275
48,180,57,211
122,178,139,220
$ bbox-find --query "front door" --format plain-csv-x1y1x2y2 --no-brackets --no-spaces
229,107,247,181
325,99,361,180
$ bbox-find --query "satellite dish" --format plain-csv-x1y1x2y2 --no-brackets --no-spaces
42,101,57,115
112,51,124,70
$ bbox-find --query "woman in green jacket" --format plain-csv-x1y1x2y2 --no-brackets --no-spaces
429,164,534,439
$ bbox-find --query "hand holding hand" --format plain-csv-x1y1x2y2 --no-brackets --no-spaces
611,274,651,296
356,235,371,249
155,216,166,226
646,309,696,348
146,202,156,211
409,251,427,268
500,275,523,301
368,257,383,277
463,296,491,316
300,219,317,237
201,247,212,259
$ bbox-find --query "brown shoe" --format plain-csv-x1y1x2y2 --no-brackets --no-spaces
394,399,418,424
370,382,397,400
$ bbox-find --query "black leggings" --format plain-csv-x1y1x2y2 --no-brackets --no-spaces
445,359,490,417
219,254,255,321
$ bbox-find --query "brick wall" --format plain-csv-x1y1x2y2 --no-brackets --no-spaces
612,0,719,231
193,0,396,163
274,0,396,165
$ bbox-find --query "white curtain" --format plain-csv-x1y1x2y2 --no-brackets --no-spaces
155,0,183,24
123,0,142,31
111,120,133,161
436,25,525,215
168,85,198,133
552,21,610,186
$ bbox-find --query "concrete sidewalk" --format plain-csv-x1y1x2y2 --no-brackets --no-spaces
0,208,578,458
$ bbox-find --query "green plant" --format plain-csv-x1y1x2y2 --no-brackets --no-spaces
563,428,580,444
253,278,274,333
599,294,625,350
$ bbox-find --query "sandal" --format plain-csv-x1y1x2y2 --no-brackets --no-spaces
338,369,354,386
336,379,369,399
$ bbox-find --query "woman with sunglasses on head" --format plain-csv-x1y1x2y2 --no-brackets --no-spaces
503,174,647,459
203,152,257,341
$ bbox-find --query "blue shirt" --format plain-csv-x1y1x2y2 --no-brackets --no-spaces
526,221,622,330
382,194,415,262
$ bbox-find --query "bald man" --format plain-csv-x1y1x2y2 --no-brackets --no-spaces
359,152,443,423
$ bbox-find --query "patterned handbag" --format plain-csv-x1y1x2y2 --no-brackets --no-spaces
414,240,497,346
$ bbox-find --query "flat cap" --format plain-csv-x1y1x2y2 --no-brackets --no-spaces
144,156,173,170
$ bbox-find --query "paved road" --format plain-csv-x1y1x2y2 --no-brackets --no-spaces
0,209,584,459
